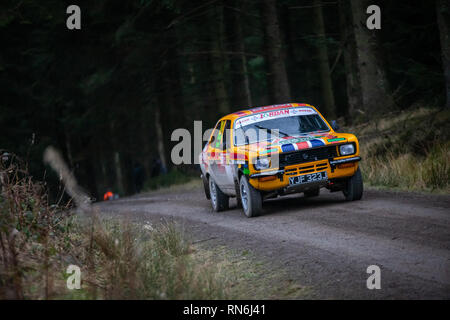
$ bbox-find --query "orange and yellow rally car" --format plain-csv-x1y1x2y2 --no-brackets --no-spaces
199,103,363,217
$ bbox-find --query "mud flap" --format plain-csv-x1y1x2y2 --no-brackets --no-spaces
201,174,211,199
233,165,243,208
234,177,243,208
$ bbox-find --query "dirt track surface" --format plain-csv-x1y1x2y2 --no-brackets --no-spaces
97,186,450,299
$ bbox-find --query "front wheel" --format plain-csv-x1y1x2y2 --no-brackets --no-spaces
209,177,229,211
343,167,364,201
239,176,262,218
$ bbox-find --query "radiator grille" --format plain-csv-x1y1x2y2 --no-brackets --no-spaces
279,146,337,167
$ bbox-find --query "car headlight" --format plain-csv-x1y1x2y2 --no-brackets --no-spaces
339,144,355,156
254,157,271,170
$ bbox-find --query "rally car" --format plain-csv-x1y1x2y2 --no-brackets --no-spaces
199,103,363,217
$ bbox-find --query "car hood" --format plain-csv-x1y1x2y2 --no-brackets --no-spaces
236,132,350,156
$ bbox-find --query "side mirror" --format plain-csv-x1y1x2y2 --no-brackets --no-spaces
331,120,340,131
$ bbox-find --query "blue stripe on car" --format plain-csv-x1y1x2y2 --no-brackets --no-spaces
281,144,295,152
310,139,325,148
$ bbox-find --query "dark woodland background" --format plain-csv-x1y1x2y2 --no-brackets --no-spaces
1,0,449,199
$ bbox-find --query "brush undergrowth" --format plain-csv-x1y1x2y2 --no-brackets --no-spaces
0,151,227,299
346,107,450,192
60,218,228,300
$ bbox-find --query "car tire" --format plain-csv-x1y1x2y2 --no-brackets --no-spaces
201,174,210,199
304,188,320,198
343,167,363,201
209,177,229,212
239,175,262,218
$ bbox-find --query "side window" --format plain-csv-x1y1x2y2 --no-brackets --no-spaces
222,120,231,151
209,121,224,148
208,120,230,151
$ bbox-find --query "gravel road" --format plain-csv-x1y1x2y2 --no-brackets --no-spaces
97,186,450,299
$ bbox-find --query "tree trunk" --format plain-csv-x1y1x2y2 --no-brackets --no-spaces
261,0,291,103
313,0,336,118
436,0,450,108
227,0,253,108
339,0,363,122
113,151,123,193
92,138,109,197
164,27,185,127
154,106,167,171
92,141,107,199
109,121,125,195
139,105,153,179
350,0,394,114
210,4,231,115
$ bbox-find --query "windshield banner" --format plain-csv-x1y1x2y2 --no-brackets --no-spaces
234,107,317,128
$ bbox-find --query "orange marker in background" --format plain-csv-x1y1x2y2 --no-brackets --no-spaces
103,191,113,201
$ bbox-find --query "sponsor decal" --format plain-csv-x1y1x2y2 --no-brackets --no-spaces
279,137,313,145
243,163,250,175
260,148,278,155
281,144,296,152
311,133,335,138
235,107,317,128
271,135,324,146
310,139,325,148
327,138,346,143
296,141,309,150
279,138,325,153
259,109,289,119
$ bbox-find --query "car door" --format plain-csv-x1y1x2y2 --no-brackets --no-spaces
207,120,226,188
208,120,235,194
221,120,236,193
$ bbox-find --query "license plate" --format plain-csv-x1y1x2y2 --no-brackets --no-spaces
289,171,328,186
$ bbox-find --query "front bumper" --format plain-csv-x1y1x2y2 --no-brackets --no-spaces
250,169,284,179
329,156,361,172
329,156,361,166
249,156,361,192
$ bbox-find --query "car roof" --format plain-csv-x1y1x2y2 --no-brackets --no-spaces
219,103,317,122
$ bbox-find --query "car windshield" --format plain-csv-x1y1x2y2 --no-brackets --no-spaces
234,111,329,145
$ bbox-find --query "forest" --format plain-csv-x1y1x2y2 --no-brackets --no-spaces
1,0,449,199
